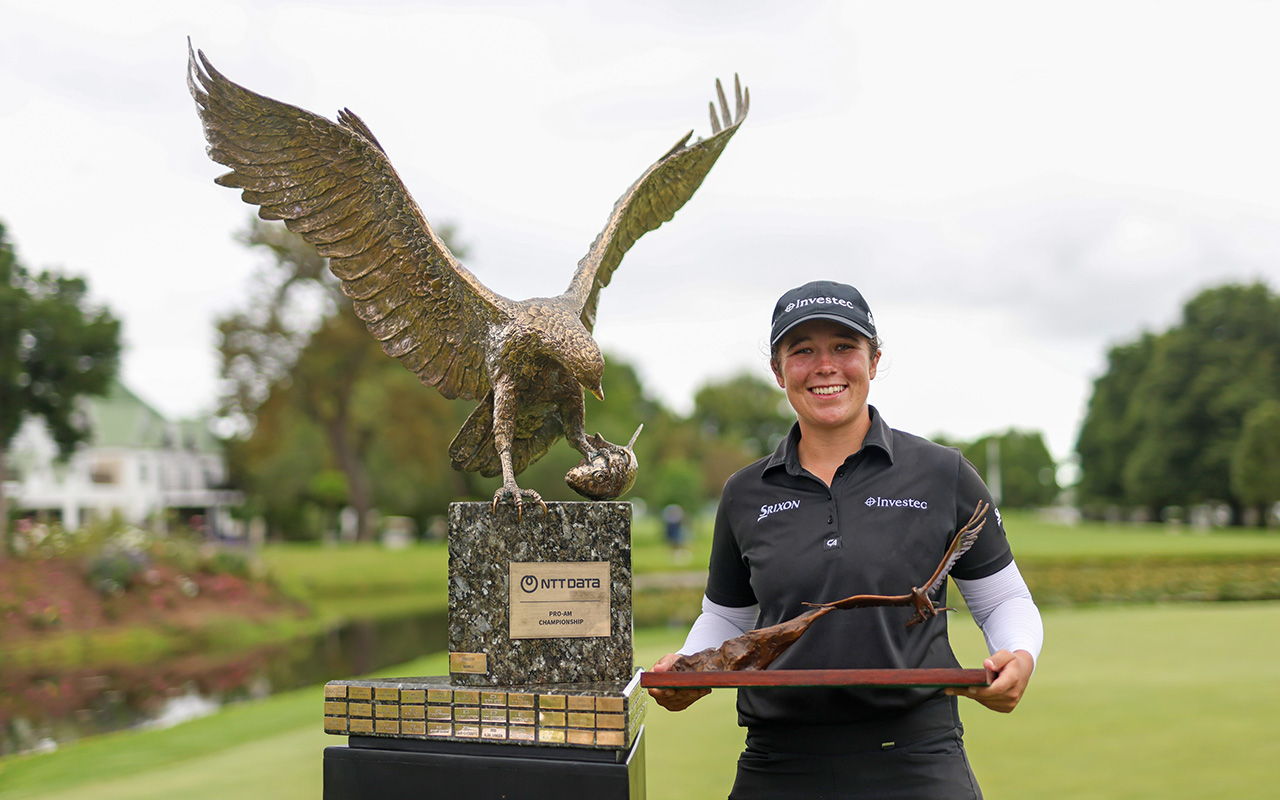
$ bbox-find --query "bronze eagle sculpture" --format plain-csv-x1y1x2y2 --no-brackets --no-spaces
671,503,989,672
187,42,749,512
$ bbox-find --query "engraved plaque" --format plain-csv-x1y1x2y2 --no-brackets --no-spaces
324,716,347,733
510,725,536,742
401,689,426,704
509,562,611,639
375,687,399,702
375,704,399,719
567,729,596,746
402,705,426,720
481,692,507,706
539,710,566,727
597,697,624,714
538,695,567,710
597,713,625,730
348,703,372,718
428,706,452,722
454,690,480,706
348,687,372,701
325,685,347,699
454,707,481,724
509,693,535,708
375,719,399,734
510,709,536,726
450,652,488,675
402,720,427,736
349,718,374,734
324,701,347,716
428,722,452,737
567,712,595,728
481,725,507,740
568,695,596,711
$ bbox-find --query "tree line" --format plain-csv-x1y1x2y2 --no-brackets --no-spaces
216,221,1063,539
1076,282,1280,524
8,214,1277,543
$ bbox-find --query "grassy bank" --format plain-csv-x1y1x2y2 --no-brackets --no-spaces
9,509,1279,673
2,602,1278,799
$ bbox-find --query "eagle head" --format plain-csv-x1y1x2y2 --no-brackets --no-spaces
559,324,605,401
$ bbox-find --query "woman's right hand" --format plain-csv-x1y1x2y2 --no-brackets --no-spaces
646,653,711,712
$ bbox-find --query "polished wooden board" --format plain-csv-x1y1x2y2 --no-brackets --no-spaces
640,667,993,689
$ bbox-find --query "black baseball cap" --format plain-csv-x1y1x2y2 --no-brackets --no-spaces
770,280,876,345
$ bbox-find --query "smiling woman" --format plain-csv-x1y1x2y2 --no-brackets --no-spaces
646,280,1044,800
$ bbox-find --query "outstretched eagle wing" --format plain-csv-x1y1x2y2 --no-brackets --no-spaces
188,42,510,401
565,75,749,332
921,502,988,596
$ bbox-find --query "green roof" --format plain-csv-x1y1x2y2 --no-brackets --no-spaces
89,380,216,452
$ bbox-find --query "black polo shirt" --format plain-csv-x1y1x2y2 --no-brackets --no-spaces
705,406,1014,727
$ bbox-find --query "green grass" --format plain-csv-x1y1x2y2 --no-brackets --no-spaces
1001,510,1280,560
4,603,1279,799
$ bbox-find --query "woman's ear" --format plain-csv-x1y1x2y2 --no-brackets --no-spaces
770,357,785,389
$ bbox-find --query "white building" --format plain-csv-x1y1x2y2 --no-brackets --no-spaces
3,381,241,535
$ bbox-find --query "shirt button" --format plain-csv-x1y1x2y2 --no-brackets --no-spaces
827,516,833,524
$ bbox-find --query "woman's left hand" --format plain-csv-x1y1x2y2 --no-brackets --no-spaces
946,649,1033,713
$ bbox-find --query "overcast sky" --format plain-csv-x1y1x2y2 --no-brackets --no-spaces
4,0,1280,473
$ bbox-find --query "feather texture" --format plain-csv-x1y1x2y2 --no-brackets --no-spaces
188,42,747,507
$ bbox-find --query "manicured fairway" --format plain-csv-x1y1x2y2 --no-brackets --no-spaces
3,602,1278,799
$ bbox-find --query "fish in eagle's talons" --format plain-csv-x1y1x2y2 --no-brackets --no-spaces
565,425,644,501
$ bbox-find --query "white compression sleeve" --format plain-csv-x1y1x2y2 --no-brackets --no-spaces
954,560,1044,669
678,596,760,655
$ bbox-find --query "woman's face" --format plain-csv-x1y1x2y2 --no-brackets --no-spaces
771,319,880,435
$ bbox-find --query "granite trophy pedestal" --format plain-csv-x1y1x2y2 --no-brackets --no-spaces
322,502,647,800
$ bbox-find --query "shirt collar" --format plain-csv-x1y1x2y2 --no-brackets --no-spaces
764,405,895,476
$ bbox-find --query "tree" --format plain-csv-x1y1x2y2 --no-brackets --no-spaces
1230,399,1280,523
961,429,1060,509
1075,334,1156,507
1076,283,1280,521
691,372,792,459
0,221,121,551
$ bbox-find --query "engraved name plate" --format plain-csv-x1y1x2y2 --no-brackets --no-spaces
508,561,611,639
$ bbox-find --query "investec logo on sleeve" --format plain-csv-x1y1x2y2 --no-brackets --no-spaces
864,496,929,510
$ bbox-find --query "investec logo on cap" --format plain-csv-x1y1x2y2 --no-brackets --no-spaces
784,296,861,314
864,496,928,510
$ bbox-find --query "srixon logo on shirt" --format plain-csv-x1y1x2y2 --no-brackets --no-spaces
758,499,801,522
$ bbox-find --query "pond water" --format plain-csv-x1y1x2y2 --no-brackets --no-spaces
0,610,447,757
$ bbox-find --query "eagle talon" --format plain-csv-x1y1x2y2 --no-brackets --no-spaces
492,484,547,520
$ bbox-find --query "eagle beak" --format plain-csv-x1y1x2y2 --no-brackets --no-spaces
590,383,605,402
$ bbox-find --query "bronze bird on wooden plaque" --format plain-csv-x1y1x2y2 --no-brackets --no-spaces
671,503,989,672
187,42,748,513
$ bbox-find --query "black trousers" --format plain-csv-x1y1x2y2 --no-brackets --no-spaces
728,697,982,800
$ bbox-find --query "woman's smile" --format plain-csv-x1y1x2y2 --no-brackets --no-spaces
809,384,847,396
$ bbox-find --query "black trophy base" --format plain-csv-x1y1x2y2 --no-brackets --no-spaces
323,728,646,800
